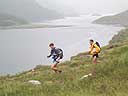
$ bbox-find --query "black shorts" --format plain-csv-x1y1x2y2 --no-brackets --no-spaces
92,53,99,58
52,54,63,62
59,54,63,59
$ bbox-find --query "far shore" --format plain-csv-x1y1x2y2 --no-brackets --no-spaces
0,23,73,30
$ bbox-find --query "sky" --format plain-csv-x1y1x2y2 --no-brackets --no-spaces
36,0,128,15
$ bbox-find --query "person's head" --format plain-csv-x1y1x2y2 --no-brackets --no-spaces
89,39,94,45
49,43,55,49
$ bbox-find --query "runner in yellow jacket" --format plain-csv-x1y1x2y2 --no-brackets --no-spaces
89,39,101,64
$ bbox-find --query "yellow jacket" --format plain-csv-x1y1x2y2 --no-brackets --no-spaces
89,43,101,55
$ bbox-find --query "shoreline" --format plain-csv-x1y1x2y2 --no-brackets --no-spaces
1,27,125,77
0,23,73,30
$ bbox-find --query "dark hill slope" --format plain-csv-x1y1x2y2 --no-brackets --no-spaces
0,0,63,22
93,10,128,27
0,13,27,27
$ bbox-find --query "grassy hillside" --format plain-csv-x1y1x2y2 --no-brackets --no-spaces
109,28,128,44
0,29,128,96
93,10,128,27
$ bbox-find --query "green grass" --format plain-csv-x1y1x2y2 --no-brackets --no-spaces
0,29,128,96
109,28,128,44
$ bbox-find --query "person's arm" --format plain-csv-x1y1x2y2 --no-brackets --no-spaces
89,45,93,54
47,49,54,58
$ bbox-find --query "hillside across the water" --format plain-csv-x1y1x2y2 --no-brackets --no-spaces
0,0,63,23
0,29,128,96
0,13,27,27
93,10,128,27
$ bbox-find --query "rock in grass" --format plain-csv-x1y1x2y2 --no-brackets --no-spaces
28,80,41,85
80,73,92,80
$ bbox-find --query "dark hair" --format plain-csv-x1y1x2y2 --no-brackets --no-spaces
49,43,54,47
90,39,94,42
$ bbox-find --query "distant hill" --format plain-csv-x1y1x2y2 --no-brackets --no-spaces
0,0,63,22
37,0,78,17
93,10,128,27
0,13,27,27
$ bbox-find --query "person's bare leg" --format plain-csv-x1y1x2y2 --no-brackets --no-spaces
51,62,62,73
51,64,57,73
93,56,97,64
89,57,96,76
56,59,62,73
